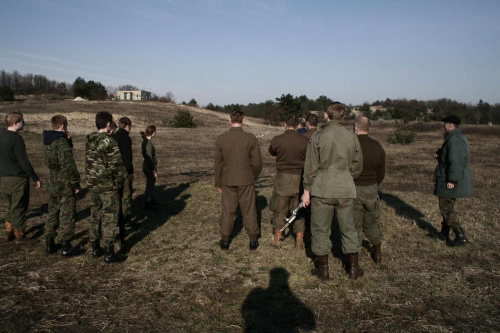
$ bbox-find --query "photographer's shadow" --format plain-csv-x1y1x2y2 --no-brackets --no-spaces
126,183,191,250
241,267,316,333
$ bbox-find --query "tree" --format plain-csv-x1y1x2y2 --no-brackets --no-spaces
72,77,87,97
0,85,15,101
117,84,138,91
188,98,198,107
171,109,196,128
165,91,175,103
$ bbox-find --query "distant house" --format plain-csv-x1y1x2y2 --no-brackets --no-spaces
117,90,151,101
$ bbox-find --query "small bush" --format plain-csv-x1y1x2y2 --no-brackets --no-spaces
171,109,197,128
387,121,416,144
0,85,15,101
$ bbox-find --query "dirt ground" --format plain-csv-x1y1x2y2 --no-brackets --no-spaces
0,98,499,332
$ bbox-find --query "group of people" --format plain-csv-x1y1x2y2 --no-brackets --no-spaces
215,103,473,281
0,111,158,263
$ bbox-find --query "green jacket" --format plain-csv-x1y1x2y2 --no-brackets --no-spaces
303,120,363,199
43,131,80,196
434,128,474,198
85,132,127,192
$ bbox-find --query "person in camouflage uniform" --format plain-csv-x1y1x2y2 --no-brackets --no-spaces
86,111,127,263
43,115,82,256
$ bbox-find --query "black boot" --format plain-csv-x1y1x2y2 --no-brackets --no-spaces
46,237,57,254
61,240,84,257
249,241,259,251
92,241,103,258
311,255,329,281
438,223,450,241
219,240,230,251
104,246,126,263
449,227,469,247
347,253,364,280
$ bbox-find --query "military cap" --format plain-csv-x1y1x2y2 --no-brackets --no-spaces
442,115,461,126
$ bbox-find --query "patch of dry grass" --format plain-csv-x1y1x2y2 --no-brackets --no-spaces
0,100,499,332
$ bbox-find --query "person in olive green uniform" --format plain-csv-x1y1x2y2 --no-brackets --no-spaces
43,115,82,256
141,125,157,209
215,110,263,251
301,102,364,281
302,113,319,140
86,111,128,263
269,115,309,248
434,115,474,246
353,116,386,264
0,112,41,244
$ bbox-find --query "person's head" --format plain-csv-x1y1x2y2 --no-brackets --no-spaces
285,115,298,129
297,117,306,129
95,111,113,132
141,125,156,139
354,116,371,135
230,110,244,124
51,115,68,132
325,102,346,120
5,112,24,131
306,114,318,129
442,115,460,133
118,117,132,133
109,121,118,134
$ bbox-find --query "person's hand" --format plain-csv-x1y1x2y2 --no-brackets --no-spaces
301,190,311,207
66,131,72,139
35,181,41,189
434,152,438,159
154,171,157,179
447,182,455,189
74,188,80,194
129,174,134,181
218,187,223,193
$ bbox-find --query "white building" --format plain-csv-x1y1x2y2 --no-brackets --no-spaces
117,90,151,101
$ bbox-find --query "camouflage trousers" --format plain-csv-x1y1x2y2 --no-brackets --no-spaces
89,190,120,248
0,176,30,230
439,197,460,228
353,184,382,246
45,194,76,241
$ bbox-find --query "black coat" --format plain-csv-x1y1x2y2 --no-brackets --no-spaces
111,128,133,174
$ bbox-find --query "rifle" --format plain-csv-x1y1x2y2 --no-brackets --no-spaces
280,202,304,232
256,131,269,139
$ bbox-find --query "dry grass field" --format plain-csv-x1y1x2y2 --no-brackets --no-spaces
0,98,499,332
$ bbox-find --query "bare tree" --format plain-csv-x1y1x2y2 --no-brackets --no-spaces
165,91,175,103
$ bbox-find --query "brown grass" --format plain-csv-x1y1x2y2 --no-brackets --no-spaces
0,99,499,332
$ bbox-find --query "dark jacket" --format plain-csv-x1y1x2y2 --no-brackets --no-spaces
215,127,263,187
0,129,39,181
142,138,157,172
434,128,474,198
269,129,309,175
354,134,385,186
111,128,133,175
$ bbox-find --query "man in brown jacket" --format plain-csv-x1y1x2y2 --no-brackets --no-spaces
215,110,263,251
269,115,309,248
353,116,386,264
303,113,319,139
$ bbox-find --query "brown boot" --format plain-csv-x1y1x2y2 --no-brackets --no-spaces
5,221,14,242
311,255,329,281
273,229,283,248
295,232,305,249
371,243,382,264
347,253,364,280
14,229,39,245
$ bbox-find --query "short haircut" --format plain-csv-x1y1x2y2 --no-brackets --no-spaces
51,115,67,130
109,121,118,133
306,113,318,127
285,115,298,128
298,117,306,128
95,111,113,130
118,117,132,128
5,112,23,127
230,110,244,123
354,116,371,132
326,102,346,120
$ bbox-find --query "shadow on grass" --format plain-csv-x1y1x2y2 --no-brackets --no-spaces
380,191,439,237
241,267,316,333
229,191,268,242
126,183,191,251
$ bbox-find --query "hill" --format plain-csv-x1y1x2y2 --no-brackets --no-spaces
0,99,499,332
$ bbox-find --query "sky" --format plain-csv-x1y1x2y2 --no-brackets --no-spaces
1,0,499,106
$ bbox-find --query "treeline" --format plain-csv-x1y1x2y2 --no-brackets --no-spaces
0,70,71,96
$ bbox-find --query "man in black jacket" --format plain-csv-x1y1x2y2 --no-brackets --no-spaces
0,112,41,244
111,117,134,246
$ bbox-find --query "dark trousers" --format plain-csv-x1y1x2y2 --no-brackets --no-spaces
142,167,156,202
1,176,30,230
220,184,259,242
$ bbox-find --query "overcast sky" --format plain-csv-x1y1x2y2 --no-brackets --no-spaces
1,0,499,106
